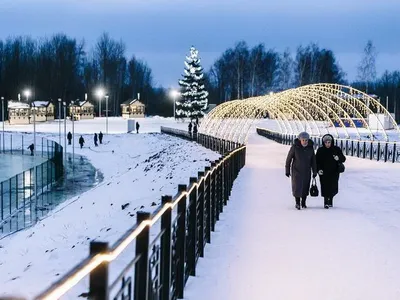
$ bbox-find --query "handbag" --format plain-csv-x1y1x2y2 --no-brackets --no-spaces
338,162,345,173
310,178,319,197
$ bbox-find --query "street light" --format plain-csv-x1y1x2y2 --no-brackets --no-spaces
95,88,105,118
58,98,62,147
1,96,4,153
169,90,180,119
105,94,109,134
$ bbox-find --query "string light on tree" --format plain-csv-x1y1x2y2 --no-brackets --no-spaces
176,46,209,120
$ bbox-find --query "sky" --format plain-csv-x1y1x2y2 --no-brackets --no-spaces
0,0,400,88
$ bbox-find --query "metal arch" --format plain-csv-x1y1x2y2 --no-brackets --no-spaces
296,87,360,139
278,90,342,138
310,84,390,141
198,83,400,144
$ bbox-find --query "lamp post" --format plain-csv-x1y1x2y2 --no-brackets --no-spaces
63,102,67,166
58,98,62,147
1,96,4,153
105,94,109,134
71,100,75,176
96,88,104,118
169,90,180,119
25,88,37,220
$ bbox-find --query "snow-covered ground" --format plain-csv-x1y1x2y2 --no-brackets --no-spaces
0,116,187,135
184,133,400,300
0,117,220,298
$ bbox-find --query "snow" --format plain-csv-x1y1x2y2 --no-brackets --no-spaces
0,117,219,298
33,101,50,108
7,101,30,109
183,133,400,300
0,116,188,135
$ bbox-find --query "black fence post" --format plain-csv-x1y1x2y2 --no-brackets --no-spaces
176,184,187,299
204,167,211,244
370,142,373,160
188,177,198,277
198,171,205,257
214,159,221,221
210,162,216,231
134,211,150,300
161,195,172,300
393,143,397,163
384,143,389,162
363,141,366,158
377,142,381,162
223,156,228,206
89,241,109,300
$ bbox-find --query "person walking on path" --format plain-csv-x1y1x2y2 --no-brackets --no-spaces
99,131,103,144
285,132,317,210
28,144,34,156
79,136,85,149
136,122,140,134
316,134,346,209
188,122,193,136
94,133,98,147
67,131,72,145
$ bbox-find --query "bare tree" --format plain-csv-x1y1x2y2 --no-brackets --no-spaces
357,40,377,93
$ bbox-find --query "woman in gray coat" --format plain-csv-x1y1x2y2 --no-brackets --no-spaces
285,132,317,210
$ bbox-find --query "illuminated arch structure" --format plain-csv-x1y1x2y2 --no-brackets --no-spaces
200,83,400,144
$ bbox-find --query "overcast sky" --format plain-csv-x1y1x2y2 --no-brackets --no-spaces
1,0,399,88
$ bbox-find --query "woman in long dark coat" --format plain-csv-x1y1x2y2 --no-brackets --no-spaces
316,134,346,209
285,132,317,210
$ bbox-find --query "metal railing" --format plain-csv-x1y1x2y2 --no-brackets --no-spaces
257,127,400,163
33,129,246,300
0,133,63,236
160,126,239,155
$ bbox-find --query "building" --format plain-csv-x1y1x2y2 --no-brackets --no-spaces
7,100,54,125
8,101,30,125
69,101,95,120
120,99,145,118
32,101,55,122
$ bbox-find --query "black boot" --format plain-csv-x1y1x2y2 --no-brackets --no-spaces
324,197,329,209
295,197,301,210
301,197,307,209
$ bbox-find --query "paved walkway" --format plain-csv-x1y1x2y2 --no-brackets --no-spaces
184,134,400,300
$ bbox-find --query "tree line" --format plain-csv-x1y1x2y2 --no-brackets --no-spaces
1,33,399,121
206,40,400,121
0,32,171,117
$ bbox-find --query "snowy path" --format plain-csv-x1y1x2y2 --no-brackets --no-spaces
184,134,400,300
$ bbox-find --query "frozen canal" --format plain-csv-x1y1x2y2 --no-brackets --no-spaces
0,153,47,182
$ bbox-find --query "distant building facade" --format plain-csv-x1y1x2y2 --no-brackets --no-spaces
69,101,95,120
120,99,145,118
8,100,54,125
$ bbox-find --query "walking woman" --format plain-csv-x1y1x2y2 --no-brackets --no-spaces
285,132,317,210
316,134,346,209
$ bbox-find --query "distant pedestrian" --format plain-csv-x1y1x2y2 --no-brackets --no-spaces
67,132,72,145
79,136,85,149
193,123,198,135
99,131,103,144
285,132,317,210
94,133,98,147
28,143,34,156
136,122,140,134
188,122,192,135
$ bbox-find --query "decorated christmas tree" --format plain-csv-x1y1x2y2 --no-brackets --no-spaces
176,46,208,120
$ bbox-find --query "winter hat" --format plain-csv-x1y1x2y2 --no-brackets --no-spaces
323,135,333,143
298,132,310,140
